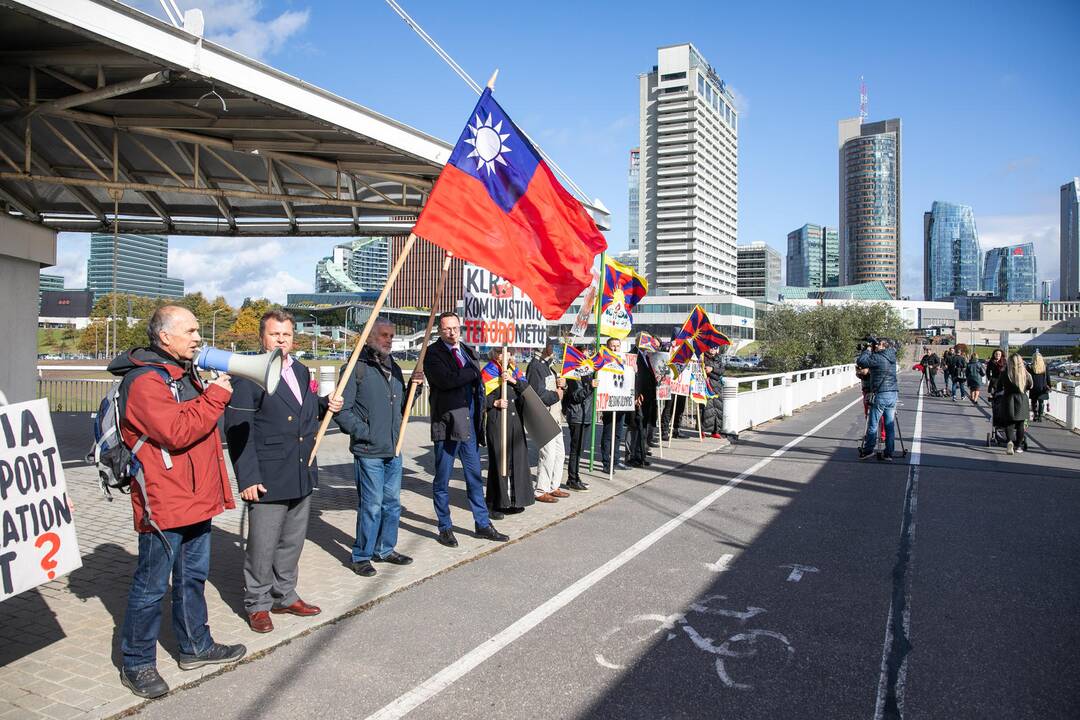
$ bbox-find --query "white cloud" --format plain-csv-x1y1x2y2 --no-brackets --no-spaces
169,237,309,304
51,233,90,289
128,1,309,60
728,85,749,116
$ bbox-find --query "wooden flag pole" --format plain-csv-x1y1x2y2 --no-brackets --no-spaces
394,251,453,456
668,392,678,447
309,233,418,465
608,410,616,481
657,397,664,459
500,343,509,478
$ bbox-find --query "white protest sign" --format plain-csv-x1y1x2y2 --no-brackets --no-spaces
570,271,599,339
1,399,81,601
461,263,547,348
596,352,636,412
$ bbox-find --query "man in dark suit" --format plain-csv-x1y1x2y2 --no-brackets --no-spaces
224,310,342,634
423,312,509,548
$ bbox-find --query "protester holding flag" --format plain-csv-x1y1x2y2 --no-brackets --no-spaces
626,344,658,467
482,350,535,513
700,346,725,439
600,338,629,474
599,257,648,339
526,343,568,502
661,340,688,440
561,357,596,492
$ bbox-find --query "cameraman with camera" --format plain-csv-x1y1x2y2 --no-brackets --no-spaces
857,336,899,462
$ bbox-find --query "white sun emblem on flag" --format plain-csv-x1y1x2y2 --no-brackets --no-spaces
463,112,511,175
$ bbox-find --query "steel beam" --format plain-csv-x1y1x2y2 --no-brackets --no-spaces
24,71,171,117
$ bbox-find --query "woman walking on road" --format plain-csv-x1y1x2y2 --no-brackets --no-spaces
985,349,1007,399
1028,352,1051,422
965,352,985,405
995,353,1032,455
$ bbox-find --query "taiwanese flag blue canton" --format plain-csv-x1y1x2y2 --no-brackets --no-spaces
412,88,608,319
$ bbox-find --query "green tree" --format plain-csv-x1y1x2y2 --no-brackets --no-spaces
759,303,909,372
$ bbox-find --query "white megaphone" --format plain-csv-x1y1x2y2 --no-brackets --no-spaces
195,346,283,395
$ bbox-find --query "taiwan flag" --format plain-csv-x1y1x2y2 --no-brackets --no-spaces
412,88,608,319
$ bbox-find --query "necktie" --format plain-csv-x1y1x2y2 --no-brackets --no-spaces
453,346,466,368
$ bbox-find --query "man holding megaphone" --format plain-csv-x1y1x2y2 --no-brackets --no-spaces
224,310,342,634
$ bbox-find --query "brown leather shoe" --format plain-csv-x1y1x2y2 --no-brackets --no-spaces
534,493,558,503
271,599,322,617
550,489,570,498
248,610,273,633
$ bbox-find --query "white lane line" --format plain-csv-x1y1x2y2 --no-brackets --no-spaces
872,381,925,719
704,552,734,573
365,393,866,720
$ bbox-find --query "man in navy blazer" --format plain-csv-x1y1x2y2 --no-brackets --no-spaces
224,310,341,633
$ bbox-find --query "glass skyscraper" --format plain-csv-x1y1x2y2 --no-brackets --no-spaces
628,148,640,253
923,201,981,301
839,118,902,297
315,237,390,293
983,243,1037,302
86,233,184,301
786,224,839,288
1062,178,1080,301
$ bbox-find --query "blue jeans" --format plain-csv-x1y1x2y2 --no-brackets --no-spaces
863,391,897,457
432,438,490,531
952,377,968,400
121,520,214,670
353,456,403,562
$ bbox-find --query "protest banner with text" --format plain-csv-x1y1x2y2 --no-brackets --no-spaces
595,352,636,412
461,263,547,348
1,399,81,601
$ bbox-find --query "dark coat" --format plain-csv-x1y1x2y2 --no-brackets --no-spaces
333,346,407,458
526,355,561,408
965,358,985,386
484,378,533,509
995,374,1032,425
857,346,899,394
225,359,328,503
423,340,484,443
631,352,659,427
985,359,1007,394
701,355,724,433
562,372,596,425
1029,368,1050,400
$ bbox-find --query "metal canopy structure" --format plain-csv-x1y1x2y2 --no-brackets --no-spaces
0,0,458,237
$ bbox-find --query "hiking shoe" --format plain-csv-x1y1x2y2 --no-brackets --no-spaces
857,448,874,461
177,642,246,670
120,666,169,698
1006,441,1014,455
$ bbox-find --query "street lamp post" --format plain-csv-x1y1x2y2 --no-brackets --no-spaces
211,308,225,347
306,314,318,358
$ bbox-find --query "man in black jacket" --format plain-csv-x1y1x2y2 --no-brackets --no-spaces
225,310,342,634
334,318,414,578
626,347,657,466
561,362,595,491
423,313,508,547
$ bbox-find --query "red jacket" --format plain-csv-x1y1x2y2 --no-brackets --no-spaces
109,348,235,532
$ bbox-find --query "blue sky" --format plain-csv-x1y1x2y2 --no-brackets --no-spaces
53,0,1080,302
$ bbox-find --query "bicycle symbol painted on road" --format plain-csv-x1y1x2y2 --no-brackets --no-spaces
594,594,794,691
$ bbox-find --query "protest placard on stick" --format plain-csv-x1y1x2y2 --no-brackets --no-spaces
1,399,81,602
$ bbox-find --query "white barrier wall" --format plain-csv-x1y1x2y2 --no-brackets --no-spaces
1047,382,1080,431
722,364,860,435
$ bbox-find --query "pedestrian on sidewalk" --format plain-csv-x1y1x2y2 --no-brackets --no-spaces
700,346,725,438
965,351,985,405
985,349,1007,398
527,342,568,501
996,353,1032,455
333,317,415,579
561,362,595,491
110,306,246,699
225,310,343,631
948,348,969,401
484,349,536,511
424,312,509,547
857,336,898,461
1028,351,1050,422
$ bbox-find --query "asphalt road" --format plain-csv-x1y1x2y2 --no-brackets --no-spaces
127,373,1080,720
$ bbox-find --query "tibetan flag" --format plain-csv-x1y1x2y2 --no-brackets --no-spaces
411,88,607,319
561,344,593,378
673,305,731,355
668,339,695,372
637,332,661,352
592,347,624,375
481,360,525,394
599,256,648,339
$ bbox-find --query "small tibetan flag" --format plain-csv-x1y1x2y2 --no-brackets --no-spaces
561,344,593,378
599,256,648,339
673,305,731,355
637,332,661,352
592,347,624,374
481,361,502,395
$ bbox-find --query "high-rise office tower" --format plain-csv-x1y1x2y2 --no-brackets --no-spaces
786,224,839,288
923,201,982,301
1062,178,1080,300
628,148,640,253
314,237,389,293
639,43,738,296
389,235,465,313
983,243,1037,302
839,117,902,297
737,242,781,302
86,233,184,301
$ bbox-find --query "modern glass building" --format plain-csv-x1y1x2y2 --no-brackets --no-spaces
737,242,782,302
1062,178,1080,301
628,148,640,253
39,272,64,311
786,224,839,288
639,43,738,296
983,243,1037,302
923,201,981,301
315,237,389,293
839,117,902,297
86,233,184,301
777,280,893,302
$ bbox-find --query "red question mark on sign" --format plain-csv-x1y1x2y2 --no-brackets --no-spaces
35,533,61,580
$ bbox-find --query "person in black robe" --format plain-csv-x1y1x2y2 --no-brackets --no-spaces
483,350,534,516
626,347,658,466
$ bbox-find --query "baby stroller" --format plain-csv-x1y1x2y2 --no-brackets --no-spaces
985,388,1029,451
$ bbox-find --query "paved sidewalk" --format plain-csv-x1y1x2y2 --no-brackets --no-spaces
0,418,727,720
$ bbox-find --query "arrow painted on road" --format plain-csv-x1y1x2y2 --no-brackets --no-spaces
781,563,819,582
704,553,734,573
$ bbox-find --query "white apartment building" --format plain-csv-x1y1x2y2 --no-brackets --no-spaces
638,43,739,296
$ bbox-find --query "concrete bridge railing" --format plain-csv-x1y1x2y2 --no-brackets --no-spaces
721,363,860,436
1047,381,1080,431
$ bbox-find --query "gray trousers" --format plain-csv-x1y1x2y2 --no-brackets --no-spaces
243,494,311,613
